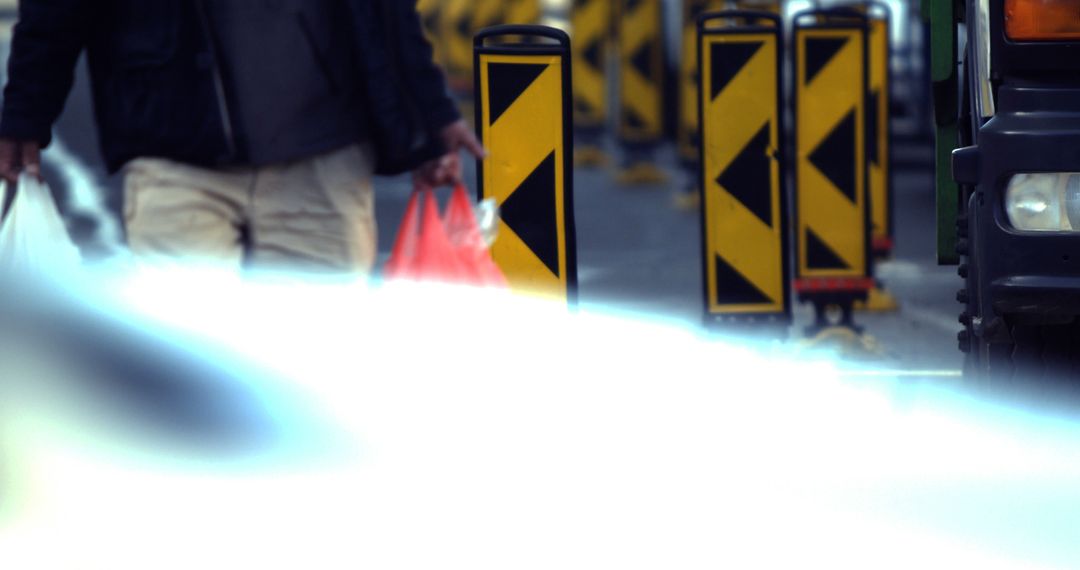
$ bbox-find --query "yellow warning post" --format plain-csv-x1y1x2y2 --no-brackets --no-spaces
571,0,611,167
475,26,578,303
793,9,873,334
616,0,667,184
793,12,871,290
698,11,790,327
472,0,505,35
505,0,541,29
857,2,899,312
679,1,725,167
674,0,725,209
618,0,663,142
867,4,893,258
474,0,543,38
442,0,475,94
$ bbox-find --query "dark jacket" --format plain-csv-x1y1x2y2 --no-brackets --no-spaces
0,0,460,175
203,1,373,166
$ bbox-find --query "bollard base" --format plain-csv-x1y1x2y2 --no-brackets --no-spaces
616,162,669,185
798,327,887,360
673,188,701,210
575,145,610,168
802,297,863,337
855,285,900,312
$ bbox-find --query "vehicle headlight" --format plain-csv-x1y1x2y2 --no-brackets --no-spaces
1004,173,1080,232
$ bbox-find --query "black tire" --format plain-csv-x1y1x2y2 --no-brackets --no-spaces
968,320,1080,382
1005,322,1080,381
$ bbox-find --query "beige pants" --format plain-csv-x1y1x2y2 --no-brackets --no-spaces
123,144,377,274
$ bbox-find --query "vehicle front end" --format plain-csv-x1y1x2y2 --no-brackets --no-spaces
951,0,1080,379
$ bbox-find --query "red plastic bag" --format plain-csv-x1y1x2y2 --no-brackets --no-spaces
384,185,507,287
442,185,508,287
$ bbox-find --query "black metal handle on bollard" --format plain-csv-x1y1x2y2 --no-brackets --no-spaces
474,25,571,50
698,10,781,31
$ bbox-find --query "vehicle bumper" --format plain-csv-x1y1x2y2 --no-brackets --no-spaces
992,276,1080,316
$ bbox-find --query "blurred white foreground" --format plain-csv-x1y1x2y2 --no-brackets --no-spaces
1,267,1079,569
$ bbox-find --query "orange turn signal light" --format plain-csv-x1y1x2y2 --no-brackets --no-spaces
1006,0,1080,40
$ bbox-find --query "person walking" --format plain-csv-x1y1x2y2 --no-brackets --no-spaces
0,0,482,274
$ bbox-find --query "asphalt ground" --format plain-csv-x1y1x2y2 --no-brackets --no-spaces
22,47,960,375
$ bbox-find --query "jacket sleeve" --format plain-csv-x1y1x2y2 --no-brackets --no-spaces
391,0,461,132
0,0,91,146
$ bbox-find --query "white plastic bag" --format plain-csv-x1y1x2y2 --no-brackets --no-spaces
0,173,82,276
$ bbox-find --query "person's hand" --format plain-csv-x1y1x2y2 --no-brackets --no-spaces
412,120,487,189
0,138,40,184
413,151,461,190
439,119,485,161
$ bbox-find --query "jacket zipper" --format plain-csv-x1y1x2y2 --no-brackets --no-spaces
194,0,239,160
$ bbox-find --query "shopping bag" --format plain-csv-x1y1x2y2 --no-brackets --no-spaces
382,189,421,281
0,173,82,276
443,185,507,288
384,185,507,287
384,189,460,283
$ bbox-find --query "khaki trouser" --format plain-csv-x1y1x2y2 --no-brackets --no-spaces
123,144,377,275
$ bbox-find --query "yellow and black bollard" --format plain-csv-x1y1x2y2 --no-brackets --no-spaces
448,0,544,125
474,25,578,304
856,1,899,312
505,0,542,28
676,0,726,209
793,9,873,337
475,0,543,34
867,4,893,260
616,0,668,185
472,0,505,34
571,0,612,168
441,0,476,95
698,11,790,336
